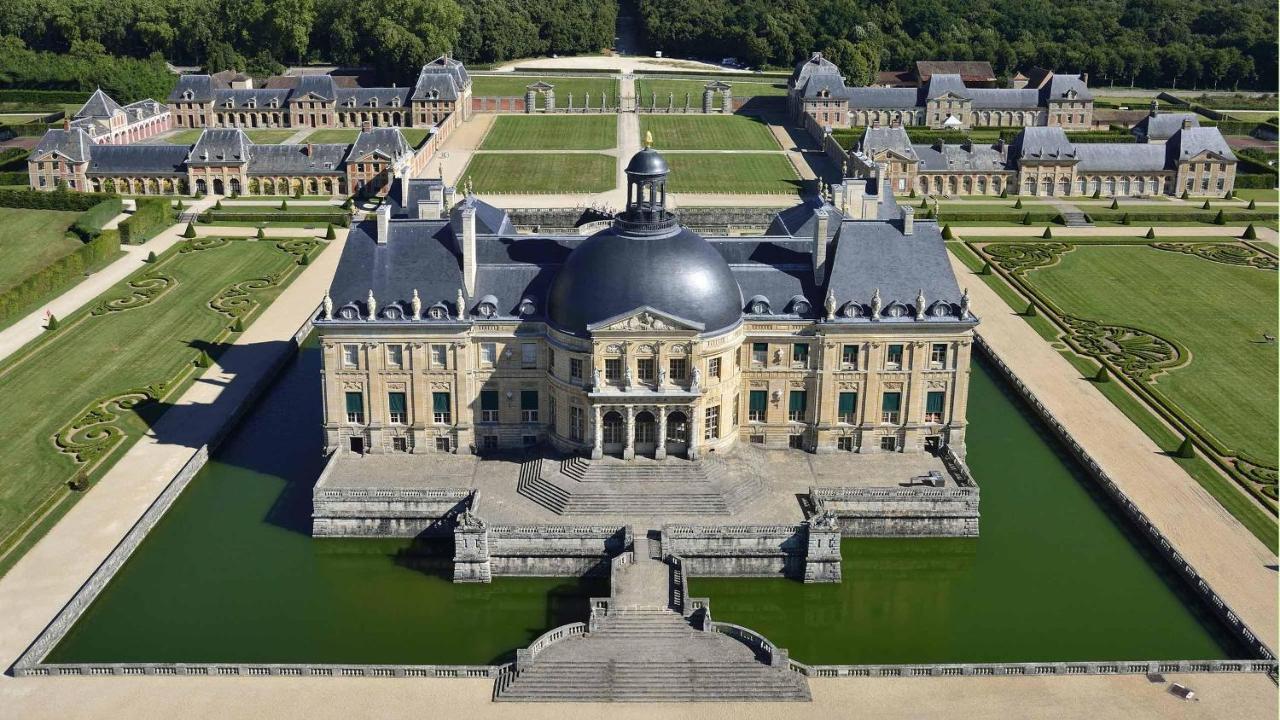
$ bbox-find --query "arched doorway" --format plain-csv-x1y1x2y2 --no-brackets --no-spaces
212,178,224,195
665,411,688,457
602,411,624,456
634,411,657,455
195,178,207,195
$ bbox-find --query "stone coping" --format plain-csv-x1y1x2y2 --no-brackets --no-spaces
814,486,978,500
796,659,1276,678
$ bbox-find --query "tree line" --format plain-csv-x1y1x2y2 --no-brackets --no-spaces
0,0,615,90
636,0,1277,91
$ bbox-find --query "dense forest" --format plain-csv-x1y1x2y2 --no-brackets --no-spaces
0,0,1274,98
637,0,1278,90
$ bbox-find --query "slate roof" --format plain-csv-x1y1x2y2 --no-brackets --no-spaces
844,87,918,108
347,128,411,163
1042,74,1093,102
858,126,918,161
1009,127,1078,161
76,89,124,119
213,88,291,110
924,74,968,99
914,143,1009,172
824,220,966,323
87,144,190,175
915,61,996,84
31,128,91,163
1133,112,1200,141
1168,126,1236,162
842,72,1091,110
294,74,338,102
965,88,1040,109
188,129,252,164
170,75,217,103
337,87,413,108
412,56,470,102
1073,143,1168,172
247,143,349,175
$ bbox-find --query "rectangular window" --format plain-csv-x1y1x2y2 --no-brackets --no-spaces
838,391,857,424
548,396,556,426
342,344,359,368
432,392,451,424
841,344,859,370
926,391,946,424
789,390,807,422
430,344,447,368
708,357,721,379
886,344,904,370
521,343,537,368
752,342,768,366
788,434,804,449
792,343,809,368
480,343,496,366
930,343,948,370
570,406,583,441
388,391,407,424
570,358,583,381
669,357,687,380
393,437,408,452
387,345,404,369
345,391,364,424
605,358,622,382
748,390,768,422
704,405,720,440
521,390,539,422
547,348,555,375
881,391,902,424
435,437,451,452
880,436,898,452
637,358,655,381
750,434,765,445
837,436,854,452
480,390,499,423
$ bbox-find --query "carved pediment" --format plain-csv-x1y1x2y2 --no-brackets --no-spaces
586,306,705,334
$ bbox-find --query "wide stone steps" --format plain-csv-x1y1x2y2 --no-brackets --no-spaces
1060,210,1094,227
496,663,810,702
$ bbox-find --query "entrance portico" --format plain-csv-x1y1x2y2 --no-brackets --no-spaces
591,401,698,461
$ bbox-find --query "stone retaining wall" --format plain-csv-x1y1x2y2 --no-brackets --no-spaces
310,454,475,537
974,336,1276,665
796,658,1275,678
661,519,841,582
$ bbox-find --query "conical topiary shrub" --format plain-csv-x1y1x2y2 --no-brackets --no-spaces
1176,436,1195,459
1109,198,1119,210
942,224,955,239
1021,212,1032,225
146,250,157,263
1121,213,1131,225
981,261,992,275
230,317,244,333
214,199,222,210
1212,209,1226,225
1243,224,1257,239
1145,227,1156,239
256,226,266,240
1201,200,1211,210
919,197,929,209
1095,365,1109,382
1247,199,1256,210
45,314,59,331
280,200,288,210
1180,190,1189,200
298,253,310,266
1041,226,1053,239
324,223,336,240
1013,198,1023,209
1025,303,1037,317
1092,188,1101,199
182,221,196,238
1000,188,1009,198
195,350,212,368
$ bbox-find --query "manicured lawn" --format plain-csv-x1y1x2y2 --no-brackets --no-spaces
165,129,205,145
299,129,359,144
460,153,615,193
243,130,296,144
0,208,86,293
639,115,779,151
1022,244,1278,466
634,79,787,108
401,128,431,147
0,237,321,576
472,75,618,100
480,115,616,151
662,153,800,194
1233,188,1278,201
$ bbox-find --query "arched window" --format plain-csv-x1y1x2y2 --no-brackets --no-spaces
603,412,624,445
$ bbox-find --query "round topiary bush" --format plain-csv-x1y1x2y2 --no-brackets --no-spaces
68,471,90,492
299,253,310,266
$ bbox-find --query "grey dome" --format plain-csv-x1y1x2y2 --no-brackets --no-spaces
625,147,669,176
547,225,743,336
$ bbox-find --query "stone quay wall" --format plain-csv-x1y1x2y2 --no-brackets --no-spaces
661,520,841,582
810,449,980,537
454,521,631,581
14,311,319,676
310,456,475,538
975,336,1276,665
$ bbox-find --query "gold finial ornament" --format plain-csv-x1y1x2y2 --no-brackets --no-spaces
644,130,653,147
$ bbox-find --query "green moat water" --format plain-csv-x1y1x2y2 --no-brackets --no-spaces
48,348,1235,665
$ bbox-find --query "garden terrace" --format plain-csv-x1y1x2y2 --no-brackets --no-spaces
471,75,619,100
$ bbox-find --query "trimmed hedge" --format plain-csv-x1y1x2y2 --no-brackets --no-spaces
0,226,120,323
0,89,91,105
0,189,115,211
940,210,1065,224
69,197,124,241
118,197,175,245
198,210,349,225
0,171,28,185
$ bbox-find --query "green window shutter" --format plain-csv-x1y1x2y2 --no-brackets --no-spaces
882,392,901,412
521,390,538,410
792,343,808,362
749,390,767,412
838,392,857,415
432,392,450,413
926,391,945,414
789,390,806,412
753,342,767,353
345,392,362,414
481,390,499,410
388,392,406,414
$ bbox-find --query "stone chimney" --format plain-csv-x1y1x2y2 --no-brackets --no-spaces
63,117,70,131
443,183,456,209
400,174,410,207
375,203,390,244
812,208,829,283
1181,117,1192,130
361,120,372,132
460,202,477,295
304,143,313,157
843,178,867,220
418,199,438,220
901,205,914,235
1149,99,1159,117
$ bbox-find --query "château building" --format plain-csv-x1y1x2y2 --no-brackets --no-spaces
315,141,977,461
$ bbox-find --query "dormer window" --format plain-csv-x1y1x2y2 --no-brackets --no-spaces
391,97,401,107
225,99,233,108
246,98,256,109
841,302,862,318
270,98,279,108
381,304,404,320
788,295,810,315
338,305,360,320
370,98,379,107
427,303,448,320
475,295,498,318
518,298,536,316
347,98,356,108
182,90,193,101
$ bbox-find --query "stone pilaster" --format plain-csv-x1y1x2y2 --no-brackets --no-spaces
591,405,603,460
656,410,668,460
623,405,636,460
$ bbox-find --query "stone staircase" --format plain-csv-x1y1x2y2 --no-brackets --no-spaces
1059,210,1093,227
495,552,810,703
517,454,765,517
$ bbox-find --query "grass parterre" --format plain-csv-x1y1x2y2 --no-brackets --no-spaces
480,115,617,151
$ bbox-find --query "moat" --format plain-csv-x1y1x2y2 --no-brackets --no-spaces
47,343,1238,666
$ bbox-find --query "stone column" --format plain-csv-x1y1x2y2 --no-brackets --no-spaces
656,409,668,460
546,90,556,113
623,405,636,460
686,404,699,461
722,90,733,114
524,90,535,114
591,405,603,460
703,89,714,114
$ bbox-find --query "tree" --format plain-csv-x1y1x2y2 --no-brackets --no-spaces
1212,209,1225,225
1013,198,1022,209
941,224,954,239
269,0,316,64
182,222,196,238
1145,227,1156,239
1094,365,1109,382
45,313,59,331
1176,436,1195,459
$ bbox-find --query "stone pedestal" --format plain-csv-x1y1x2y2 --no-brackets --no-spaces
802,511,842,583
453,511,492,583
